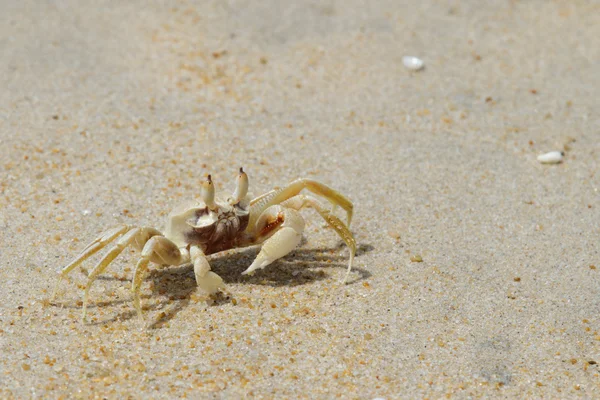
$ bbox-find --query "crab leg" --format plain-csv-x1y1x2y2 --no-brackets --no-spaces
249,179,353,230
51,224,131,301
242,205,305,276
132,236,188,320
81,227,151,320
282,195,356,283
190,245,226,295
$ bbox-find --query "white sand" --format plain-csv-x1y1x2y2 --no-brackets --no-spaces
1,0,599,397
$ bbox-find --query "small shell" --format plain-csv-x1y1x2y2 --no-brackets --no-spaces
410,254,423,262
537,151,564,164
402,56,425,71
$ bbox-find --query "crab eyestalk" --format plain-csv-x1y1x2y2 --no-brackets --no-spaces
202,175,217,210
231,167,248,204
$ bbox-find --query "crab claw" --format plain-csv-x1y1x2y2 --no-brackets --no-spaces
202,175,217,210
231,167,248,204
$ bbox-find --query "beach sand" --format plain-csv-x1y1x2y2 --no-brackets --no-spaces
1,0,599,397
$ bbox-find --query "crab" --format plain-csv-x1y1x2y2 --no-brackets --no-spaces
52,168,356,321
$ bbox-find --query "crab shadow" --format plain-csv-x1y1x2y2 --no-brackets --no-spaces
213,242,372,285
83,243,373,328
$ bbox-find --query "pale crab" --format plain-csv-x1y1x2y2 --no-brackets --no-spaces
52,168,356,321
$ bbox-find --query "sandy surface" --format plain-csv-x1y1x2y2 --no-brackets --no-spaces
1,0,600,398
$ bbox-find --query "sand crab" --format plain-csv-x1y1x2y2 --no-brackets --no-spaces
52,168,356,320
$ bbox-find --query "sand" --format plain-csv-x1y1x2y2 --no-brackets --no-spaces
1,0,599,398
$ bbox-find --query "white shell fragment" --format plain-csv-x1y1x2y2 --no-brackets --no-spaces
537,151,564,164
402,56,425,71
